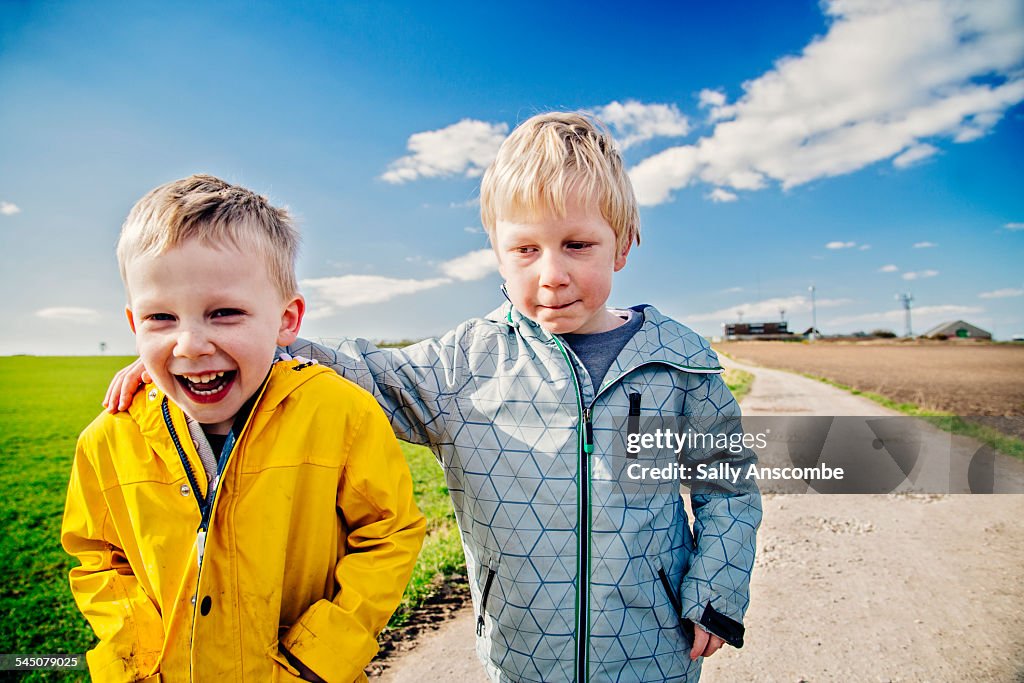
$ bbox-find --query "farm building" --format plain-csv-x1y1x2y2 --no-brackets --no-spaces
723,321,794,340
921,320,992,340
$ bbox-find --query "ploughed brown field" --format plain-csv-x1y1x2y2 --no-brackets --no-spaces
714,340,1024,417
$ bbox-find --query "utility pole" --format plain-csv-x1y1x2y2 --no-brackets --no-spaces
808,285,817,340
896,293,914,337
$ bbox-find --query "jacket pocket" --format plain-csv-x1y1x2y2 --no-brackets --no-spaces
657,566,695,643
476,566,497,636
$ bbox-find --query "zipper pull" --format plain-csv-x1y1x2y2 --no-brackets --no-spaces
196,528,207,568
583,407,594,454
476,615,485,636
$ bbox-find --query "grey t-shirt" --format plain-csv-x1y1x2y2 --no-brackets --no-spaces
560,308,643,394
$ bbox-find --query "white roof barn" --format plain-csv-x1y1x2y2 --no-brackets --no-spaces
921,320,992,340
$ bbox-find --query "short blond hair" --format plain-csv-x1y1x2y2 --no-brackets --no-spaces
117,174,299,301
480,112,640,253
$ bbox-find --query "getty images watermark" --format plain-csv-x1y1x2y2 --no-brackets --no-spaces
607,416,1024,494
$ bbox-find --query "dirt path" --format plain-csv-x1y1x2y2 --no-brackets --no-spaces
376,359,1024,682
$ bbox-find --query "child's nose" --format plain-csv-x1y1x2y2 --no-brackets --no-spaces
173,329,216,358
538,253,570,287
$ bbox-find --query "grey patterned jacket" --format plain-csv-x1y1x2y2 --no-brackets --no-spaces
287,303,760,683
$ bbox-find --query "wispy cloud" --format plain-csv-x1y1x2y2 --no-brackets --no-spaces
721,286,744,294
902,269,939,280
1005,222,1024,231
826,241,857,249
879,264,899,273
859,244,871,250
301,248,499,318
685,295,850,323
827,304,983,327
913,241,937,248
301,275,452,317
892,143,938,168
698,89,727,111
706,188,738,203
438,248,497,281
463,226,484,234
979,287,1024,299
629,0,1024,205
1,201,21,216
381,119,508,184
35,307,100,323
450,198,480,209
593,100,690,150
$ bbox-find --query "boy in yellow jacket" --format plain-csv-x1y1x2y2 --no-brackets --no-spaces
62,175,426,683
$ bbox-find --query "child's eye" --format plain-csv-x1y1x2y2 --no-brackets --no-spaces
513,246,537,255
211,309,245,319
145,313,175,322
566,242,592,251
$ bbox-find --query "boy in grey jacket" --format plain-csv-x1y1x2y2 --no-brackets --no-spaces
109,112,760,682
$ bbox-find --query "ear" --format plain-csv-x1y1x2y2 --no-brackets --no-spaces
276,295,305,346
125,307,137,334
613,240,632,272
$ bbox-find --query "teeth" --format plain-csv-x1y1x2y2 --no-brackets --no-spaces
182,371,226,384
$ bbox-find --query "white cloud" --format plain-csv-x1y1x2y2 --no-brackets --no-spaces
721,286,744,293
1,201,21,216
979,287,1024,298
438,248,498,281
827,304,983,327
879,264,900,272
381,119,509,184
1005,222,1024,231
593,100,690,150
707,188,738,203
826,241,857,249
902,269,939,280
893,143,938,168
630,0,1024,205
301,275,452,316
463,226,484,234
859,244,871,250
913,241,937,248
698,89,727,109
300,248,499,318
450,198,480,209
35,307,100,323
685,295,851,323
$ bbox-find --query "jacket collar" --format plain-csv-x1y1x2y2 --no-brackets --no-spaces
486,302,722,372
128,358,333,442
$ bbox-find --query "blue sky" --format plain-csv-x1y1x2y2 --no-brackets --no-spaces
1,0,1022,355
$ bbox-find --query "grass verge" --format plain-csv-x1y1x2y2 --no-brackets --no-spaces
803,373,1024,460
723,367,754,403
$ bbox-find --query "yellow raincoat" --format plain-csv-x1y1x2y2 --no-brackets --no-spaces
62,359,426,682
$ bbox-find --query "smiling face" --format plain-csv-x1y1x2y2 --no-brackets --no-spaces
125,238,304,434
493,192,630,335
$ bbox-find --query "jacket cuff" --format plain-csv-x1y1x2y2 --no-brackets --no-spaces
681,582,747,648
695,603,745,648
280,599,378,683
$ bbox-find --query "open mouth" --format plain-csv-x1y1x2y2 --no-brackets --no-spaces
175,370,237,403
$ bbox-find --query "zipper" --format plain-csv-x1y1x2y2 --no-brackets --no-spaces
550,335,589,683
476,567,497,636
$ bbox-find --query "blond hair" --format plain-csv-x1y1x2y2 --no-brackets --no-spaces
480,112,640,253
117,174,299,301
